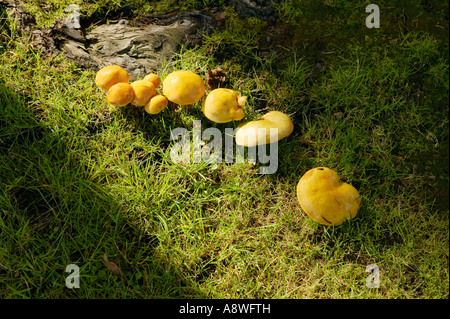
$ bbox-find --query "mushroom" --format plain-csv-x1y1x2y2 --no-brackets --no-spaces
145,95,168,114
130,80,156,106
95,65,130,91
201,88,246,123
235,111,294,147
162,70,205,105
107,82,135,107
296,167,361,226
143,73,162,88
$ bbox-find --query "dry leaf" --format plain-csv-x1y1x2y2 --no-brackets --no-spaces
103,253,128,284
103,253,122,275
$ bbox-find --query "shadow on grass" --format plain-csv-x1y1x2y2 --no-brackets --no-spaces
0,81,204,298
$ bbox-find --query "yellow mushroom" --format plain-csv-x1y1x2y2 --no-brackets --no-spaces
201,88,246,123
107,82,135,107
95,65,130,91
130,80,156,106
235,111,294,147
145,95,168,114
162,70,205,105
296,167,361,226
143,73,162,88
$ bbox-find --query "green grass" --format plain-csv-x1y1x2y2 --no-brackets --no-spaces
0,1,448,299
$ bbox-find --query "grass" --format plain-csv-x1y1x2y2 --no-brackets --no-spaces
0,1,448,299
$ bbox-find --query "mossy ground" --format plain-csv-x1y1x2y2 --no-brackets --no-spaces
0,1,448,299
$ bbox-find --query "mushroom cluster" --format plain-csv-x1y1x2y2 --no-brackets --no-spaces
95,65,168,114
95,67,296,141
95,65,361,227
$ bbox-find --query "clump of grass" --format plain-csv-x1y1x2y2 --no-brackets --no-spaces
202,7,269,67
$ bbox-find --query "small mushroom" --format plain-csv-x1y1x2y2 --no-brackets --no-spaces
202,88,246,123
143,73,162,88
95,65,130,91
296,167,361,226
107,82,135,107
145,95,168,114
235,111,294,147
130,80,156,106
162,70,205,105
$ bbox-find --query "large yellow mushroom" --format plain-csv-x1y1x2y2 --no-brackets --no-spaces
235,111,294,147
296,167,361,226
162,70,205,105
202,88,246,123
95,65,130,91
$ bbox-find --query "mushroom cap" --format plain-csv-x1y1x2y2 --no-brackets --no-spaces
296,167,361,226
145,95,168,114
130,80,156,106
162,70,205,105
95,65,130,91
201,88,245,123
107,82,135,107
235,111,294,147
143,73,162,88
